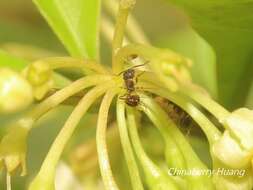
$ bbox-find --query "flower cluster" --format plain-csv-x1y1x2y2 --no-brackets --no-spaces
0,0,252,190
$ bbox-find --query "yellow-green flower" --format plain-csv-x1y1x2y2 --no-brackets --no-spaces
225,108,253,151
0,68,33,113
211,108,253,190
23,61,54,100
0,118,34,176
212,108,253,169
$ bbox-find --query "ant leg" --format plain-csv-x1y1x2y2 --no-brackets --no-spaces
131,62,148,69
185,127,192,137
135,71,145,83
138,101,148,111
135,86,155,91
135,86,145,91
116,70,126,76
116,61,149,76
119,93,127,99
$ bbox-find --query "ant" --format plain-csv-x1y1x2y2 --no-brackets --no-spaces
155,96,194,135
118,54,147,107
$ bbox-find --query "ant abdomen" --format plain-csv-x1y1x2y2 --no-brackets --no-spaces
154,96,192,127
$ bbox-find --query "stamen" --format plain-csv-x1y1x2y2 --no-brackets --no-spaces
6,173,11,190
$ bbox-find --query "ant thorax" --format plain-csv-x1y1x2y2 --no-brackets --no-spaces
124,79,135,92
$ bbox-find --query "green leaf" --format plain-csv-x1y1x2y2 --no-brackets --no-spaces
157,27,217,98
0,19,65,52
33,0,101,59
0,50,28,71
167,0,253,109
246,82,253,109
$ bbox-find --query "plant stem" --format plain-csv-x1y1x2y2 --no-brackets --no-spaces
140,83,221,145
127,108,162,177
104,0,149,44
112,0,136,73
142,101,215,189
141,96,205,167
6,173,11,190
29,83,113,189
179,84,230,124
101,15,130,46
116,99,144,190
127,108,180,190
28,75,111,122
126,15,150,44
129,96,186,170
35,57,110,74
96,90,119,190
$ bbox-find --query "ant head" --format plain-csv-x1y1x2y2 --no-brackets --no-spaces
123,69,135,80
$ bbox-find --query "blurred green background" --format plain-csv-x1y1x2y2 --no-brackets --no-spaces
0,0,252,189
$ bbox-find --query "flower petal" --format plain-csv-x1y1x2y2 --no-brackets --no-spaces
212,131,251,168
225,108,253,150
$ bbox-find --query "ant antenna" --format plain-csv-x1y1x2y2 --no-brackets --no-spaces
116,61,148,76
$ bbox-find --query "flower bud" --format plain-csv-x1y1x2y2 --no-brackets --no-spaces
23,61,54,100
161,60,192,83
211,108,253,190
212,108,253,169
0,118,34,176
225,108,253,150
0,68,33,113
212,131,251,169
120,0,136,9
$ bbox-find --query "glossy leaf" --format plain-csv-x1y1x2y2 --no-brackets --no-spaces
167,0,253,109
33,0,101,59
